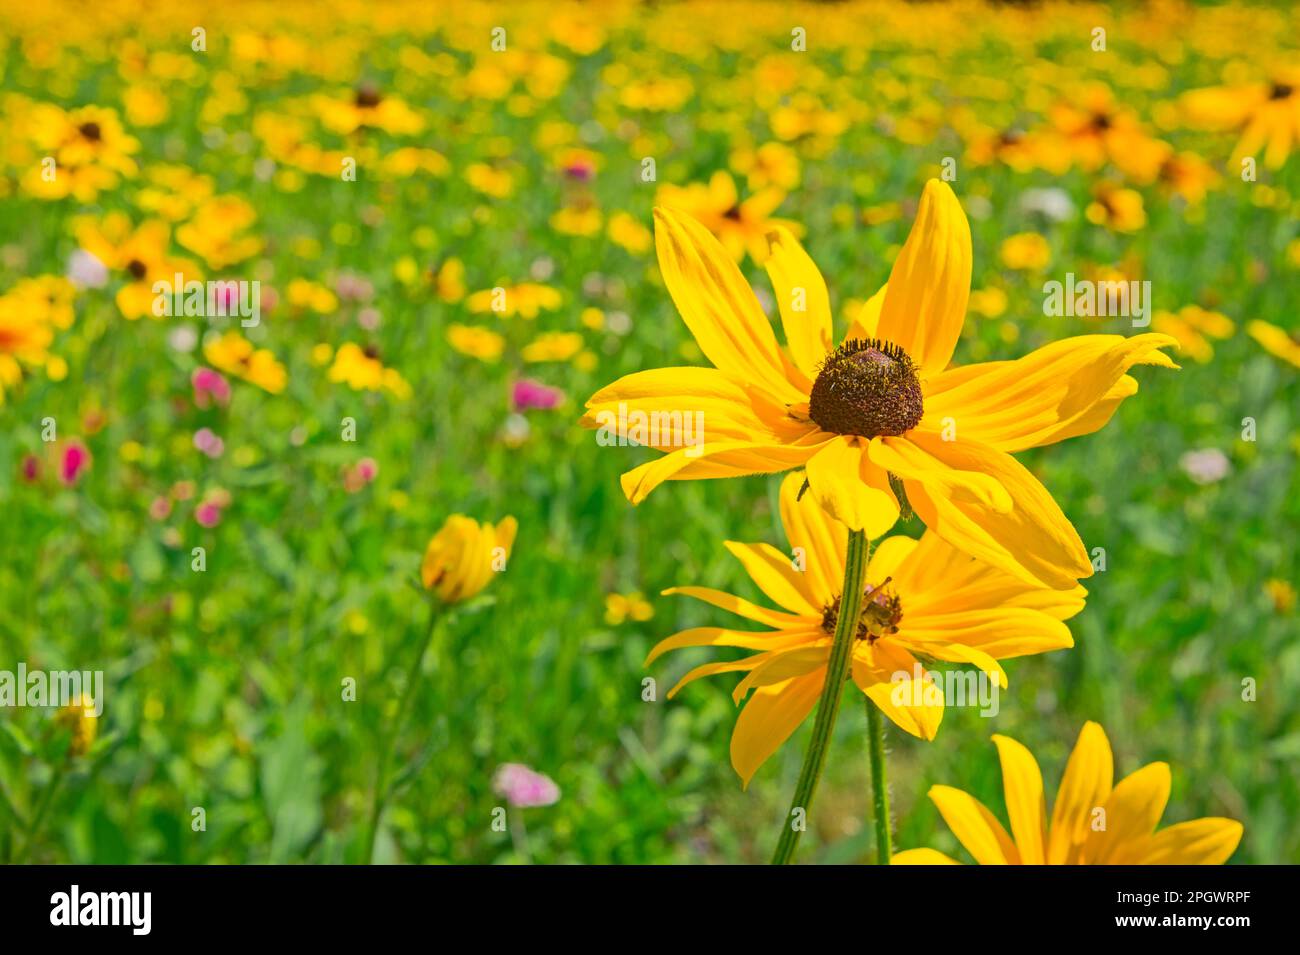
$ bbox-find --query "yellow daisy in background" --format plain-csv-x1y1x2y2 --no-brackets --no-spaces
1181,69,1300,169
421,514,518,604
894,721,1243,864
1152,306,1235,364
649,472,1084,786
203,330,287,394
1246,319,1300,368
584,179,1177,590
656,170,797,263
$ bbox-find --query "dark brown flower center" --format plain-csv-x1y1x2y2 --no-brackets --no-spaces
355,85,382,108
722,204,742,221
808,338,923,438
822,579,902,644
126,258,148,280
1269,83,1294,101
79,122,102,142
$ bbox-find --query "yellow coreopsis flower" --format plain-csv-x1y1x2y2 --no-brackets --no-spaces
893,722,1243,865
1246,319,1300,368
74,212,201,319
656,171,798,262
421,514,518,604
203,331,287,394
649,472,1084,786
584,180,1177,590
1181,69,1300,170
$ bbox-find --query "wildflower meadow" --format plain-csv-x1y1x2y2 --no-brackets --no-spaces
0,0,1297,879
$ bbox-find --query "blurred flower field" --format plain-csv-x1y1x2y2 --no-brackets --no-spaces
0,0,1297,864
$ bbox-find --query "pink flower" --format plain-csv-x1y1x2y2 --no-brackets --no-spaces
149,496,173,520
59,440,91,486
342,457,379,493
511,378,564,412
192,367,231,408
492,763,560,808
193,427,225,459
20,454,41,483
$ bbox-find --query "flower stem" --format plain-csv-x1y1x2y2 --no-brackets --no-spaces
362,600,443,863
866,699,892,863
771,527,870,865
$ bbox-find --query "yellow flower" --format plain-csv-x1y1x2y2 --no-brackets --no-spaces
1182,69,1300,170
607,212,653,255
605,592,654,625
893,722,1244,865
176,196,262,269
1246,319,1300,368
550,204,603,236
1034,84,1168,182
730,141,801,192
584,180,1177,590
968,287,1007,319
286,278,338,314
74,212,201,319
1264,578,1296,613
1152,306,1235,364
55,692,99,758
433,258,466,303
327,343,411,399
1085,183,1147,233
447,324,505,362
999,232,1051,271
203,331,287,394
650,472,1083,785
421,514,518,604
656,171,798,262
466,162,515,198
314,86,425,136
466,283,561,319
522,331,583,363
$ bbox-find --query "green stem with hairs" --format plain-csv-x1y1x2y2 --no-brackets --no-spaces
771,527,870,865
866,699,892,863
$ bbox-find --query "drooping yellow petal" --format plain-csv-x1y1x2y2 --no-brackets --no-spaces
865,534,919,588
920,334,1178,452
731,644,830,702
645,625,818,667
992,733,1048,865
724,541,823,616
853,643,943,740
928,785,1020,865
1083,762,1171,864
804,436,900,536
778,471,846,607
661,586,816,631
878,432,1092,591
730,672,824,787
874,180,972,374
618,436,826,505
763,227,833,383
653,207,803,402
890,848,962,865
667,656,763,698
1132,818,1244,865
1047,720,1114,865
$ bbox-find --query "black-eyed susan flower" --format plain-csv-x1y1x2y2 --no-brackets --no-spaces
1182,68,1300,170
327,343,411,399
656,171,798,262
893,721,1243,865
421,514,517,604
74,212,202,319
649,472,1083,786
584,180,1176,589
203,331,287,394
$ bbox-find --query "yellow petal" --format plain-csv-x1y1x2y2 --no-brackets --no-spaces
804,436,900,536
778,470,846,606
661,585,816,631
730,673,824,787
731,645,830,702
928,785,1020,865
667,656,763,698
1135,818,1244,865
724,541,823,616
992,733,1048,865
645,625,818,667
879,432,1092,591
920,334,1178,452
874,180,972,374
845,284,887,342
617,436,825,505
1084,762,1171,864
763,227,833,384
653,207,802,402
853,644,944,741
1047,721,1113,865
891,848,962,865
865,534,918,588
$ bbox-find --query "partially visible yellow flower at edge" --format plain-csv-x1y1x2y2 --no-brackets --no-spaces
56,692,99,757
1152,306,1235,363
893,721,1243,865
421,514,518,604
1265,578,1296,613
1246,319,1300,367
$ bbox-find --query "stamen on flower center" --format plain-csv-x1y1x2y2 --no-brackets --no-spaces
821,578,903,644
808,337,924,438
